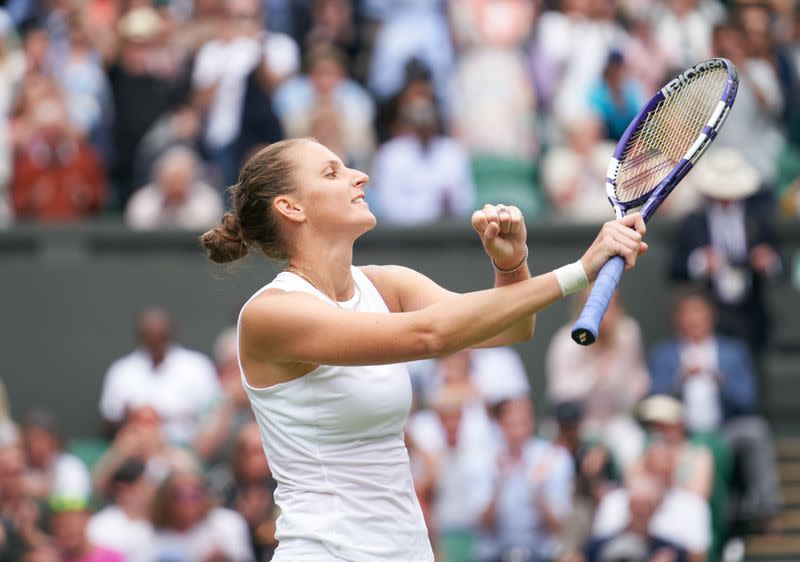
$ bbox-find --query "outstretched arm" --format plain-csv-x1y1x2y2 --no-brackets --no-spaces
240,214,647,386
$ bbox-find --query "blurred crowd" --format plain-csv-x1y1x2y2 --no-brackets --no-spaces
0,284,783,562
0,0,798,228
0,0,795,561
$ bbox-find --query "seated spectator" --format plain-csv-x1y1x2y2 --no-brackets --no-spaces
21,410,91,502
587,473,688,562
552,401,617,561
10,93,106,222
109,7,188,207
304,0,363,78
125,146,223,231
651,0,721,71
194,327,254,467
48,496,123,562
132,104,202,190
633,396,714,500
192,0,299,188
87,459,155,562
370,98,475,225
669,149,781,355
91,404,199,498
594,454,711,561
711,20,784,186
55,11,113,164
0,446,48,550
588,50,645,141
649,289,781,527
426,387,494,562
469,347,530,407
150,469,255,561
273,44,375,171
546,293,649,470
367,6,454,104
540,115,616,222
217,423,278,562
98,307,220,446
407,351,495,456
479,397,573,562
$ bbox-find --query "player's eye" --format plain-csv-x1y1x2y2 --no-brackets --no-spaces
326,169,337,178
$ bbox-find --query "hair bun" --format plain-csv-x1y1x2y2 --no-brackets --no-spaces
200,212,249,263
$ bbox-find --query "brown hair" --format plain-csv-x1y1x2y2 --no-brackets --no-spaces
150,470,212,530
201,139,309,263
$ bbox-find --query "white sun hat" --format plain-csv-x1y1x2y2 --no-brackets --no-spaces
690,147,762,201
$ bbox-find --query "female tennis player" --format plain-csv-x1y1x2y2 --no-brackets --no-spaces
201,138,647,561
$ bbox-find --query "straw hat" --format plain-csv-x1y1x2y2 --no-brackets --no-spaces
118,7,163,42
638,395,683,425
691,147,761,201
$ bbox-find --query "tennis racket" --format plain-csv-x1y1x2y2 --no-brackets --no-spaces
571,58,739,346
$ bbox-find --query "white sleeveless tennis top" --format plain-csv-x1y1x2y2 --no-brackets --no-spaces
237,266,434,562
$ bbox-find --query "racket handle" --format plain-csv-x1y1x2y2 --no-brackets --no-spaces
570,256,625,346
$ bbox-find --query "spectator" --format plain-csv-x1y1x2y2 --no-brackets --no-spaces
546,292,649,470
87,459,156,562
21,410,91,502
367,5,453,104
449,0,540,215
711,20,785,186
274,44,375,171
192,0,299,188
109,7,187,207
98,307,220,446
670,148,781,354
541,115,616,222
592,396,713,561
194,327,255,467
217,423,278,562
649,289,781,527
469,347,530,407
304,0,363,78
10,92,106,222
427,388,493,562
48,496,123,562
0,446,49,550
588,50,645,141
623,16,671,97
125,146,223,231
0,11,25,227
370,97,475,225
479,397,573,562
587,473,688,562
552,401,617,561
91,404,199,498
150,469,255,562
55,11,113,164
651,0,721,73
131,104,203,190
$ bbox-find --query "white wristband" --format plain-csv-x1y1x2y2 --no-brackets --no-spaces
554,261,589,297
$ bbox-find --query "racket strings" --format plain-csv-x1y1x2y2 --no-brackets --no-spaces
615,68,728,203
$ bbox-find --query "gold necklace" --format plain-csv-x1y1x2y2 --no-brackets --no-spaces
284,265,361,309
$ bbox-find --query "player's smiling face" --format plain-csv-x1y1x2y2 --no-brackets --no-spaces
291,140,376,234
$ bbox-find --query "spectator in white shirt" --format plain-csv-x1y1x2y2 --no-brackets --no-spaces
192,0,299,187
480,397,574,562
125,146,223,231
370,98,475,225
21,410,91,503
99,308,220,446
427,388,494,562
88,458,156,562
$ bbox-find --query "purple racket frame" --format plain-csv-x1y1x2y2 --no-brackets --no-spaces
571,58,739,346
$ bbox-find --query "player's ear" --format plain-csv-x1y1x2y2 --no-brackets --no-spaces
273,196,305,224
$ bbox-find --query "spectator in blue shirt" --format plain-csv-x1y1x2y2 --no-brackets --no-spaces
588,50,644,141
648,287,781,528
